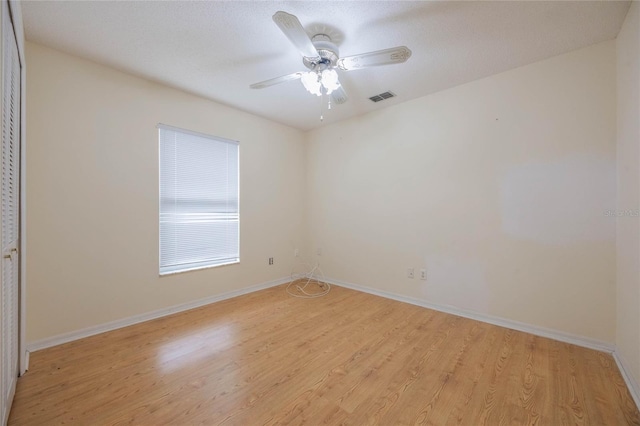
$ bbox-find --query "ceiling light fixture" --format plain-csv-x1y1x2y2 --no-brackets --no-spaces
300,69,341,96
250,11,413,122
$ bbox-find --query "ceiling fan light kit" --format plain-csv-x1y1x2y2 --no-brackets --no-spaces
250,11,412,119
300,69,340,96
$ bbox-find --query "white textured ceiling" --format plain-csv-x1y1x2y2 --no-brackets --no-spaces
22,1,630,131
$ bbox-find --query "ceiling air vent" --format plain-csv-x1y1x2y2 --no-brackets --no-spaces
369,91,396,103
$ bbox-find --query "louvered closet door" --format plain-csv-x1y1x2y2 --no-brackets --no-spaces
1,1,20,422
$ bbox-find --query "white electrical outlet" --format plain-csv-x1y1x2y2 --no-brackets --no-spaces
407,268,414,279
294,248,299,257
317,247,322,256
420,269,427,280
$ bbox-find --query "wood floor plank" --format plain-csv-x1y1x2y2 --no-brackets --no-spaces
8,283,640,425
368,315,471,424
336,309,448,423
444,322,501,425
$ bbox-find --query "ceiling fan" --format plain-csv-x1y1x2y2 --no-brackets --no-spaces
250,11,412,107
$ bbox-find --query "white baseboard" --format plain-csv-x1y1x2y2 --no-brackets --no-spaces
324,277,615,353
613,349,640,410
26,276,291,353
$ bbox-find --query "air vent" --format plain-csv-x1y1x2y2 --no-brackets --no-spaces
369,91,396,103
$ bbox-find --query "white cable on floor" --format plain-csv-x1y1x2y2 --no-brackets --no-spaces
286,261,330,298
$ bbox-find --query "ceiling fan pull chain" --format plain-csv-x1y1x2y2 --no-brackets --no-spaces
320,91,324,122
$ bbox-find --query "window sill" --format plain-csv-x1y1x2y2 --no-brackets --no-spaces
159,260,239,276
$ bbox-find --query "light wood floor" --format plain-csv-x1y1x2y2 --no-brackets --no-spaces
9,283,640,425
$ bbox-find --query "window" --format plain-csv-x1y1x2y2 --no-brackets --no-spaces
159,124,239,275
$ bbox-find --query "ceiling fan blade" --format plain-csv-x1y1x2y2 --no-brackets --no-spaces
250,72,304,89
272,11,320,60
331,85,348,104
337,46,412,71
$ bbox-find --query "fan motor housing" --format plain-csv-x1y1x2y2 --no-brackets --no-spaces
303,34,339,70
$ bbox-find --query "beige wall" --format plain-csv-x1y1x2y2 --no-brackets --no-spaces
25,42,307,342
616,2,640,384
27,37,622,347
307,41,617,342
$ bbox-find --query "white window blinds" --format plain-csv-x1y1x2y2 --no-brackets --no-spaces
159,125,239,275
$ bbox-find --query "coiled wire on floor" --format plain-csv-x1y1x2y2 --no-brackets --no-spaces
286,262,330,298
